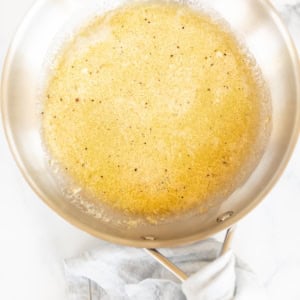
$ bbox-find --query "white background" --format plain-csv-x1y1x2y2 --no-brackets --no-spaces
0,0,300,299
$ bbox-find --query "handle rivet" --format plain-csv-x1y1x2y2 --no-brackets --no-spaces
143,236,156,241
217,211,234,223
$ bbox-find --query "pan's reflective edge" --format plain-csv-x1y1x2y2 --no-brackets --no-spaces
1,0,300,248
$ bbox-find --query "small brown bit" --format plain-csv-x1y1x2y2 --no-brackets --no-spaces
134,168,138,172
75,98,80,102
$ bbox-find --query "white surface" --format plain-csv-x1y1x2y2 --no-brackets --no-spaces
0,0,299,299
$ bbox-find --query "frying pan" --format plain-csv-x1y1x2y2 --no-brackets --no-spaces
1,0,300,279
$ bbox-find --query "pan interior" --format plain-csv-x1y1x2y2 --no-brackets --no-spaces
2,0,299,247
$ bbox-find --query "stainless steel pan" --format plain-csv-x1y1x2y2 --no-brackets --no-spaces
1,0,300,271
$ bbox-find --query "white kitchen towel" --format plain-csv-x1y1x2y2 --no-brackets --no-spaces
64,239,267,300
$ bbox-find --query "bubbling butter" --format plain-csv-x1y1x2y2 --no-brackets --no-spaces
42,2,271,218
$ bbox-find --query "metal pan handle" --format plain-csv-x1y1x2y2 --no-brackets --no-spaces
144,226,236,282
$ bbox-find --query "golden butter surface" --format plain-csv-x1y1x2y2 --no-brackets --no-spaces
43,3,270,217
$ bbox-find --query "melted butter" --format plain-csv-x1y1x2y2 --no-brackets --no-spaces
42,3,270,218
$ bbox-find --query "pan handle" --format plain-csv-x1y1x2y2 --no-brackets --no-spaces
144,225,236,282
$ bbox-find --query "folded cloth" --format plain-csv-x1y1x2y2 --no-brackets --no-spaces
64,239,267,300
